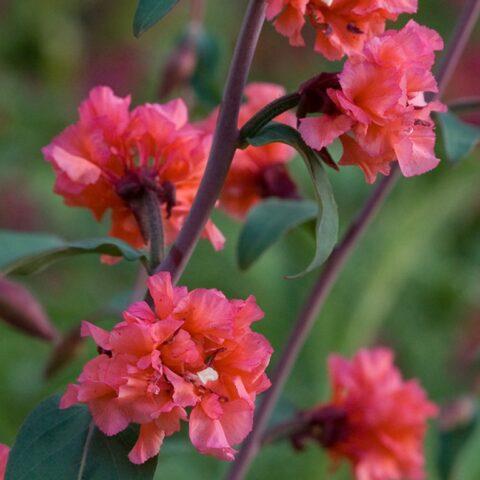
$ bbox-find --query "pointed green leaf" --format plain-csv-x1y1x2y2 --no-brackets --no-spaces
6,395,157,480
237,199,317,270
450,410,480,480
0,230,147,275
133,0,180,37
245,123,338,277
438,409,478,480
438,112,480,163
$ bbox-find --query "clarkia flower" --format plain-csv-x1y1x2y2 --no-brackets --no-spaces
294,348,438,480
0,444,9,480
43,86,224,254
201,83,297,219
266,0,417,60
299,21,445,183
60,272,272,464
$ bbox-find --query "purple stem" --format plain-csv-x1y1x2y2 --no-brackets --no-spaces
227,1,480,478
155,0,267,282
435,0,480,97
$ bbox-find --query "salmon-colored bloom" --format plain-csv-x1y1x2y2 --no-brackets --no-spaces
296,348,438,480
266,0,417,60
43,86,224,253
299,21,445,183
201,83,296,219
0,444,9,480
60,272,272,464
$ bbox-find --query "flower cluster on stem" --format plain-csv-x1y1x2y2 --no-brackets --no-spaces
299,21,445,183
42,86,224,256
61,272,272,464
290,349,438,480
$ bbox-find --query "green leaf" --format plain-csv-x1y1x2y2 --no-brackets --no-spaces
6,394,158,480
438,112,480,163
450,412,480,480
245,123,338,277
438,412,478,480
237,199,317,270
133,0,180,37
0,230,147,275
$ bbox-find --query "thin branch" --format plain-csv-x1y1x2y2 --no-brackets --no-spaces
144,189,165,272
227,2,480,478
448,96,480,113
435,0,480,97
155,0,267,282
227,168,400,480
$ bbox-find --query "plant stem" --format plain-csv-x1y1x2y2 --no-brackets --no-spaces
227,2,480,478
238,92,301,147
448,96,480,114
435,0,480,97
144,189,165,272
227,169,400,480
154,0,266,282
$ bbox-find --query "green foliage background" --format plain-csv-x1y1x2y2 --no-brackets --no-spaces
0,0,479,478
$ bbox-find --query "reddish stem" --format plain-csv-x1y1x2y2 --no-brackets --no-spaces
435,0,480,97
227,1,480,478
155,0,267,282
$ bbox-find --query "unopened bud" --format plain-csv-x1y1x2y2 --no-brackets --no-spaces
297,73,341,119
0,277,58,342
158,34,198,99
44,324,85,378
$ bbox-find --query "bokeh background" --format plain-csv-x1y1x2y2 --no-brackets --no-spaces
0,0,479,478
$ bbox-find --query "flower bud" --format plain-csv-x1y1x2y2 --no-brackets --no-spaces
0,277,58,342
158,33,198,99
44,324,84,379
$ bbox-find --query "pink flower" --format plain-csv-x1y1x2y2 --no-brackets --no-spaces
301,348,438,480
266,0,417,60
0,444,9,480
61,272,273,464
299,21,445,183
43,86,224,254
200,83,296,219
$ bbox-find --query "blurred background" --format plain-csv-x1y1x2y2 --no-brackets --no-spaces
0,0,479,478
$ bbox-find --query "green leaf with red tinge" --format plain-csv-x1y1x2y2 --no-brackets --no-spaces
133,0,180,37
243,123,338,278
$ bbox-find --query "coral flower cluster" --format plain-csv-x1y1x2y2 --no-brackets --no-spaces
299,21,445,182
42,87,224,253
295,348,438,480
60,272,273,464
266,0,417,60
201,83,296,219
0,444,9,480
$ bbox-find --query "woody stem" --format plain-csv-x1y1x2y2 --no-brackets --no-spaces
154,0,267,282
139,189,165,272
227,2,480,479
